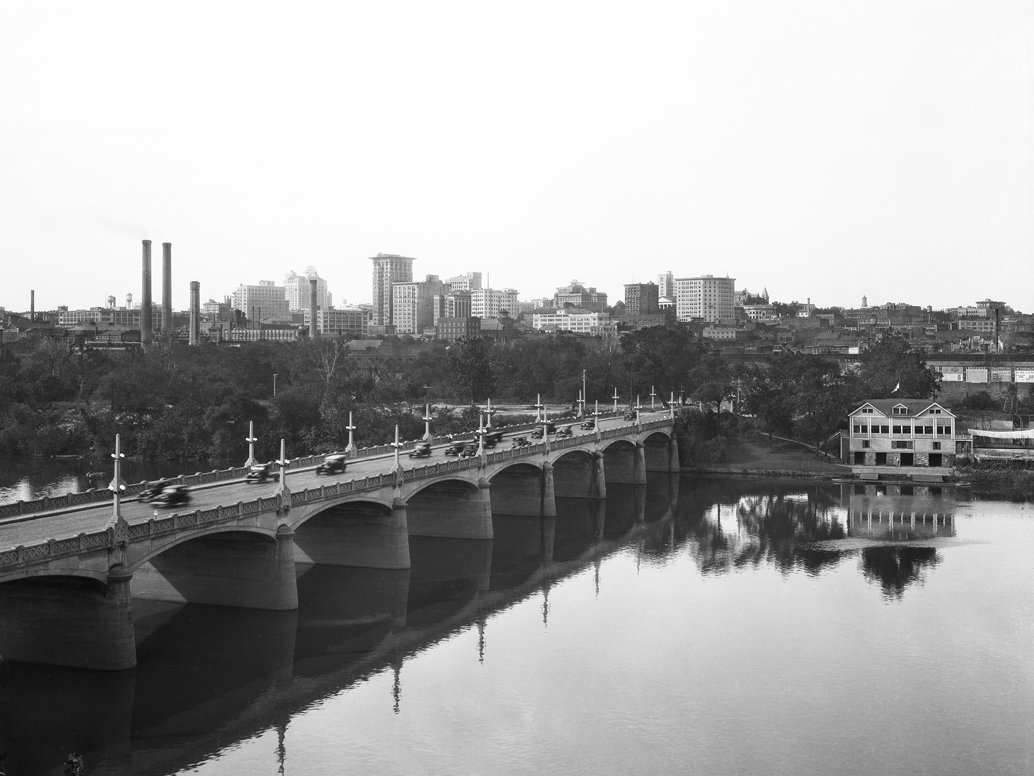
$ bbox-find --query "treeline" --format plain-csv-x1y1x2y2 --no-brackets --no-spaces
0,328,949,462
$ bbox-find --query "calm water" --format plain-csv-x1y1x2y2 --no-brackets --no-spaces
1,474,1032,775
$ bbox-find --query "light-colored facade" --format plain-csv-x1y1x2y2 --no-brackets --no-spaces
657,272,674,300
370,253,415,327
444,272,483,292
58,308,144,327
232,281,290,322
742,304,777,321
845,399,963,468
392,275,446,335
472,288,519,318
284,267,332,312
308,308,370,338
674,275,735,324
532,308,612,334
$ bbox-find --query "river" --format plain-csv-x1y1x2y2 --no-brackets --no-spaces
0,466,1032,775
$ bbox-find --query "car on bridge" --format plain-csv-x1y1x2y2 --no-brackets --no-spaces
150,484,191,508
483,431,504,448
409,442,432,459
623,411,638,421
511,436,531,449
555,426,573,438
444,440,468,456
580,418,596,430
531,422,556,438
458,443,479,459
139,479,172,502
316,454,347,475
245,463,273,483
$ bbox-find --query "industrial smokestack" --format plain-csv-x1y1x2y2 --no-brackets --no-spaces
309,277,319,339
162,242,173,345
30,290,34,321
141,240,153,347
189,281,200,346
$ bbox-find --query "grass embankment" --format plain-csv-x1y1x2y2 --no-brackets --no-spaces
682,430,850,478
954,464,1034,498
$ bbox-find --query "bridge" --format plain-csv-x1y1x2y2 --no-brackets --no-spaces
0,411,677,670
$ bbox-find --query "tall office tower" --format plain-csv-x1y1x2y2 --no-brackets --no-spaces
370,253,415,327
284,267,332,312
673,275,736,324
624,282,659,315
232,281,290,323
444,272,483,292
446,290,473,318
657,271,674,300
391,275,446,334
472,287,520,318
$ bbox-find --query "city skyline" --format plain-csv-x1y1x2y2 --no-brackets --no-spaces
1,2,1031,314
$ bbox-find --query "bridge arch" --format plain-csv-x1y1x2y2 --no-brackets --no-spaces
489,461,551,517
405,477,492,540
291,497,408,570
551,449,605,499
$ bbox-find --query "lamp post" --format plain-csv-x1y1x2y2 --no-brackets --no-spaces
476,413,486,456
108,433,127,525
273,373,278,397
245,421,258,466
612,387,619,414
276,438,288,493
391,425,403,472
580,369,587,418
534,394,544,423
421,403,432,441
650,385,657,411
484,397,496,429
344,411,357,457
635,395,642,423
669,391,676,419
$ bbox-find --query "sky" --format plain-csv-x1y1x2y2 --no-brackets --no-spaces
1,1,1031,314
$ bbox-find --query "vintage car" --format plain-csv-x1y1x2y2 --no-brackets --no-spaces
483,431,504,448
316,454,347,475
531,422,557,438
245,463,273,483
444,440,468,456
623,411,638,421
150,484,191,508
458,443,480,459
580,418,596,430
409,442,432,458
511,436,532,449
139,480,172,502
555,426,573,438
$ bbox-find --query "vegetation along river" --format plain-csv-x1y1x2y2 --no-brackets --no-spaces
1,465,1032,775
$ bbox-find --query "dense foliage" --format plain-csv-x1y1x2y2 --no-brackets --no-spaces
0,327,957,462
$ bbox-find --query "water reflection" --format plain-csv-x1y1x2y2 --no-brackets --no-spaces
0,475,975,774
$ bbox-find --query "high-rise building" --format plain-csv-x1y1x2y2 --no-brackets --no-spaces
657,272,674,300
472,288,520,318
370,253,415,327
444,272,483,292
624,283,659,315
392,275,446,335
446,290,473,319
232,281,290,323
674,275,735,324
284,267,332,312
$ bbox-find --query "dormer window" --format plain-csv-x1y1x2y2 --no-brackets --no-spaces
893,405,909,415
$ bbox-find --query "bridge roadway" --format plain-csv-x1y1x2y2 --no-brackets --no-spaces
0,410,678,670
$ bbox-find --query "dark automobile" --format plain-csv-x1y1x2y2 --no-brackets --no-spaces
444,440,467,456
458,443,479,459
316,454,347,475
511,436,531,449
409,442,432,458
623,411,638,421
246,463,273,483
555,426,573,438
150,485,191,508
531,422,556,438
580,418,596,430
484,431,504,448
139,480,172,502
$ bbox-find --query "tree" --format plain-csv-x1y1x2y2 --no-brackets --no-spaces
856,332,939,399
449,337,495,404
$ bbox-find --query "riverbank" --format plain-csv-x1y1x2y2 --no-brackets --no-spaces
682,432,851,479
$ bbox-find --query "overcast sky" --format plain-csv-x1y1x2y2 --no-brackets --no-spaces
2,1,1031,314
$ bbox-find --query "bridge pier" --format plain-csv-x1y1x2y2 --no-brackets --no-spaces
0,567,136,671
645,434,680,473
132,530,298,610
541,462,557,517
294,500,411,570
591,451,607,499
407,479,493,540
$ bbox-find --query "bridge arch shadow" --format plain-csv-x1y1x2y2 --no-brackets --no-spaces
293,499,408,570
489,461,547,516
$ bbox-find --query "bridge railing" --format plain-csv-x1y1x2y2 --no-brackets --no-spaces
0,413,665,520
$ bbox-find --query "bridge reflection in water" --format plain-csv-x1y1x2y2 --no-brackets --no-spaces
0,475,964,775
0,475,679,776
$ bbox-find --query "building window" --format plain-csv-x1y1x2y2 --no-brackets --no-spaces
892,441,914,449
861,440,870,448
932,442,941,450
